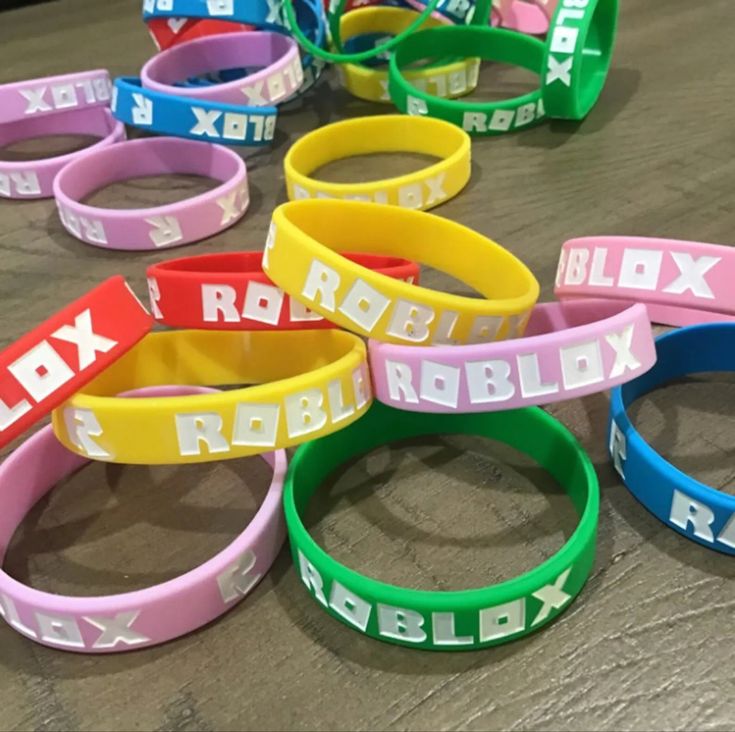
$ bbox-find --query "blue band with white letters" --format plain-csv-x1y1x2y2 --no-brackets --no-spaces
608,323,735,555
112,77,277,146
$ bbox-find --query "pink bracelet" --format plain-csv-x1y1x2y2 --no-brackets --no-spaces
0,69,112,125
0,386,287,654
555,236,735,327
369,299,655,413
141,31,303,106
0,108,124,200
53,136,248,251
499,0,552,33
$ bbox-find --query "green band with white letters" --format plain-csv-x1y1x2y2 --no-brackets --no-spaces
284,401,599,651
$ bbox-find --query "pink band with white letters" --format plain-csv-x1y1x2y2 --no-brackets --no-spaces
0,108,125,200
555,236,735,327
141,31,304,106
369,299,655,413
0,69,112,125
0,386,286,654
52,136,248,251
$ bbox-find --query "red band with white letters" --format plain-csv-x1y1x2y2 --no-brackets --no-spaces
0,277,152,449
554,236,735,327
146,251,420,330
147,17,252,51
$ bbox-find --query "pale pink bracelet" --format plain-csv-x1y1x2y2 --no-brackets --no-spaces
0,108,124,200
555,236,735,327
369,300,655,413
53,136,248,251
140,31,304,106
0,69,112,125
0,386,287,654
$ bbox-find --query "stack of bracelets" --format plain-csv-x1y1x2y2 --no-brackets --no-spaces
3,0,725,655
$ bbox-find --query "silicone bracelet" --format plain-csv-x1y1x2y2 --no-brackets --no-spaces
262,199,539,345
51,329,371,465
608,323,735,555
499,0,551,32
389,26,547,135
53,137,248,251
284,115,470,209
335,8,480,104
0,108,125,200
554,236,735,327
146,251,420,330
0,277,152,450
0,70,112,125
147,18,252,51
112,77,277,146
141,32,303,106
541,0,618,119
370,299,656,412
285,400,598,650
0,386,287,653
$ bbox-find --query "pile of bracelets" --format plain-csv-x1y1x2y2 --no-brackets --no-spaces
3,0,726,656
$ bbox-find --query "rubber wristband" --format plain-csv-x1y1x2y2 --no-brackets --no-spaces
0,70,112,125
285,400,598,650
608,323,735,555
389,26,547,135
0,277,152,450
541,0,618,119
53,137,248,252
51,329,371,465
147,18,252,51
499,0,550,33
554,236,735,327
284,115,470,210
0,387,287,653
262,199,539,345
112,77,277,146
141,32,304,106
370,299,656,412
0,108,125,200
146,251,420,330
335,8,480,104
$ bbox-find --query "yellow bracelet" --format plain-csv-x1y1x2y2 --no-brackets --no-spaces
335,6,480,104
262,199,540,346
50,329,371,465
283,114,470,210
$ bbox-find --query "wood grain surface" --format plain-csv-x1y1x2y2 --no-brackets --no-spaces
1,1,735,730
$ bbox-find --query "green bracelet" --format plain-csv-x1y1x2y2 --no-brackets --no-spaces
284,402,599,651
541,0,619,119
388,26,548,136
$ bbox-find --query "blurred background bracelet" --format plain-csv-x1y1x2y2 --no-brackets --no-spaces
389,26,547,135
370,299,656,413
284,115,471,208
146,251,420,330
284,401,599,650
146,17,253,51
555,236,735,327
608,324,735,555
0,108,124,199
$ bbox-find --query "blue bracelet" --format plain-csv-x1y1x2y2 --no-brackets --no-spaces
112,77,277,146
608,323,735,555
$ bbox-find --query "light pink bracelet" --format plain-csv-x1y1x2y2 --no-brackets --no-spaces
555,236,735,327
0,69,112,125
53,136,248,251
0,386,286,654
0,108,124,200
140,31,303,106
369,299,655,412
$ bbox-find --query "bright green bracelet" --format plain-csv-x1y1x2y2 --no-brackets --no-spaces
388,26,548,136
541,0,619,119
284,402,599,651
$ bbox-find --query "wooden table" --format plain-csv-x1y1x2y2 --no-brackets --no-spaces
1,1,734,729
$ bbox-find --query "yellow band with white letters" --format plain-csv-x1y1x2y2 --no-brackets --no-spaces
284,114,470,210
262,199,540,346
50,329,371,465
336,6,480,104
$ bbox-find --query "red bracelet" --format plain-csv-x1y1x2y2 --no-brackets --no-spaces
146,250,420,330
147,17,252,51
0,276,152,449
